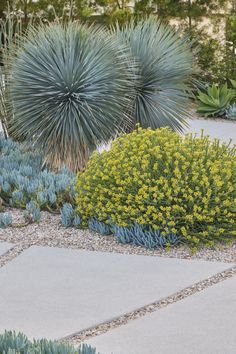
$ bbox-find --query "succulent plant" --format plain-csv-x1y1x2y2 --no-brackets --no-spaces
24,201,41,223
197,84,235,117
0,134,76,215
0,212,12,228
225,103,236,120
88,217,111,235
0,330,98,354
112,223,180,249
60,203,81,228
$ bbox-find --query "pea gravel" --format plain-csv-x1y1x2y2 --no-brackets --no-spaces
61,266,236,345
0,208,235,264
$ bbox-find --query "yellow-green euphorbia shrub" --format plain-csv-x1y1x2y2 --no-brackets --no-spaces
76,127,236,247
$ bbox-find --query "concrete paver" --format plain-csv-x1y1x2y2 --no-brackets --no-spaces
86,275,236,354
0,241,13,256
0,245,232,340
185,117,236,143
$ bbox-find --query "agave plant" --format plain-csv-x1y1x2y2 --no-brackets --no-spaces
197,84,235,117
230,79,236,89
8,22,135,171
226,103,236,120
113,17,195,132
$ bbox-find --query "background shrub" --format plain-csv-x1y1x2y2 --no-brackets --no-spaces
76,127,236,247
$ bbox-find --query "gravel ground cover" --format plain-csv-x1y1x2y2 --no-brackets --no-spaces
0,208,235,264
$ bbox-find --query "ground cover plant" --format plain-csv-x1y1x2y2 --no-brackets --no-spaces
76,127,236,249
0,134,77,226
0,330,97,354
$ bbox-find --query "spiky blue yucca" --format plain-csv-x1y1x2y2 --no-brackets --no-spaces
9,23,134,170
114,18,195,132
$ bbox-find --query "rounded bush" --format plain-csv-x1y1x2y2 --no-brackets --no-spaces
76,127,236,247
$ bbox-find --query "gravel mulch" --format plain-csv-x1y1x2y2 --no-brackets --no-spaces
0,208,235,264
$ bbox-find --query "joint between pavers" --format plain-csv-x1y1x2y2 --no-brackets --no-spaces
60,265,236,346
0,243,32,268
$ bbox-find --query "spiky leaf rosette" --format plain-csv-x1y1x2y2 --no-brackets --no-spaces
9,23,134,170
114,18,195,132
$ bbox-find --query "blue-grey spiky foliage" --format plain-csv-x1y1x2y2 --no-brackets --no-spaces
0,330,97,354
226,103,236,120
0,212,12,228
113,17,195,132
24,201,41,222
61,203,81,228
111,223,180,249
0,134,76,213
88,217,111,235
9,22,135,171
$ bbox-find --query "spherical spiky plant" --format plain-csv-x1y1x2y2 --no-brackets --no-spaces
9,23,135,170
114,18,195,132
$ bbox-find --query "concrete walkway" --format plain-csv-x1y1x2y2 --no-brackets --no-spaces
185,117,236,143
0,242,235,352
86,276,236,354
0,242,13,256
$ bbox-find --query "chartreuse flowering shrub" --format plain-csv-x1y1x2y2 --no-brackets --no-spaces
0,330,97,354
76,127,236,248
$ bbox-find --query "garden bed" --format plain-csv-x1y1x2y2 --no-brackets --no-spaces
0,208,235,264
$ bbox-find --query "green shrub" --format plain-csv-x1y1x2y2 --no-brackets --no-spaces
76,127,236,248
0,330,97,354
197,84,235,117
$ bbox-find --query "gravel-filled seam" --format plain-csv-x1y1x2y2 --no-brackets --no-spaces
61,266,236,346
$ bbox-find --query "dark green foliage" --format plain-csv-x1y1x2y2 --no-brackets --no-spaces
0,330,97,354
